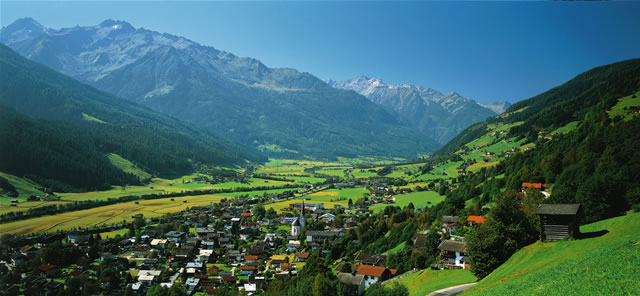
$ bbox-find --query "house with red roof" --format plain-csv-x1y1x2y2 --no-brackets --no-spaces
38,264,60,277
355,264,392,288
238,265,257,275
245,255,259,263
467,215,487,226
522,182,545,191
295,252,310,262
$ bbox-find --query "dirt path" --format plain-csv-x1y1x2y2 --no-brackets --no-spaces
426,283,476,296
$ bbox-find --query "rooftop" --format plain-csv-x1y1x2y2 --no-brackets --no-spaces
356,264,387,277
337,272,365,286
536,204,581,216
438,240,467,253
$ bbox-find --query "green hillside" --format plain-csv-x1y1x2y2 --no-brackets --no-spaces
438,59,640,156
465,213,640,295
419,59,640,288
0,43,265,191
393,269,476,296
428,59,640,224
0,172,44,200
106,153,153,181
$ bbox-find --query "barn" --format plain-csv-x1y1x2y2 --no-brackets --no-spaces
535,204,581,241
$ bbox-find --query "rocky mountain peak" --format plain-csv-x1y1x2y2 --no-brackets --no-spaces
0,17,47,44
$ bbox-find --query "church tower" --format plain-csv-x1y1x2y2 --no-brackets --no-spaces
291,201,306,236
300,200,306,229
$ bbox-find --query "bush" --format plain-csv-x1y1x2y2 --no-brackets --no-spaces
466,191,539,279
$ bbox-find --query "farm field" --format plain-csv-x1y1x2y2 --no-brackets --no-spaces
303,188,369,203
383,170,405,178
608,91,640,121
465,212,640,295
550,121,580,135
484,137,526,154
314,169,347,177
264,198,348,213
0,200,69,215
286,176,326,184
352,171,377,178
0,194,227,235
393,269,476,296
466,161,500,172
0,171,298,214
426,161,462,178
369,191,445,213
212,188,302,198
409,173,444,182
100,228,129,239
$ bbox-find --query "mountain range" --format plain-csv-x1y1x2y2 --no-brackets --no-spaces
326,76,509,144
1,18,441,159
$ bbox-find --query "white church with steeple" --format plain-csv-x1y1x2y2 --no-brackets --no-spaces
291,201,306,236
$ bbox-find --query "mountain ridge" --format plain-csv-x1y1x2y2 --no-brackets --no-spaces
326,76,503,144
1,18,439,159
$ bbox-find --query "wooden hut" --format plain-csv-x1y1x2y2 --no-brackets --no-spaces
535,204,581,241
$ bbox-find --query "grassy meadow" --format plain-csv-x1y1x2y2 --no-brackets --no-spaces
264,198,348,213
393,269,476,296
369,191,445,213
608,91,640,121
0,194,227,235
464,212,640,295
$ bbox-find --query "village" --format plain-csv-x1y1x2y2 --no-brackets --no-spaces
0,176,578,296
0,178,461,295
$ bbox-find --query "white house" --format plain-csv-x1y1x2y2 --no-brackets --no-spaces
437,240,469,269
319,213,335,223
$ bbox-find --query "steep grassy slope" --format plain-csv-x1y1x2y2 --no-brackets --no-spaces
464,213,640,295
394,269,476,296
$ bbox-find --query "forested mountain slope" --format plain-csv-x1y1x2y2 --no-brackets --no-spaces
0,43,264,191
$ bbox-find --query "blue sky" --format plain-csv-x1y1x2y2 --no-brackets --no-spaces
2,1,640,104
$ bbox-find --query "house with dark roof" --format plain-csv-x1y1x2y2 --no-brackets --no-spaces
337,272,365,295
165,231,186,243
438,240,469,269
355,253,387,266
535,204,581,241
442,216,459,233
